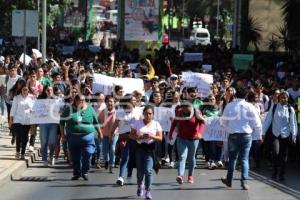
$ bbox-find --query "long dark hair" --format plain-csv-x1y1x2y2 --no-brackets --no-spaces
38,85,53,99
9,78,26,97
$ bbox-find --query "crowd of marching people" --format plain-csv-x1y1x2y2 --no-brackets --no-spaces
0,40,299,199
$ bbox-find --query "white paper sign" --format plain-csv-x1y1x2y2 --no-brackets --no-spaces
204,117,262,141
0,75,6,86
181,72,213,98
184,53,203,62
154,107,173,132
203,117,229,141
19,53,32,65
92,73,144,96
202,64,212,72
30,99,61,124
32,49,42,58
128,63,139,70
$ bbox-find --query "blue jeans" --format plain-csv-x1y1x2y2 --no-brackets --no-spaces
67,133,95,176
94,137,102,160
102,135,119,167
0,95,5,116
119,141,129,178
136,144,154,191
39,124,58,161
226,133,252,182
176,137,199,177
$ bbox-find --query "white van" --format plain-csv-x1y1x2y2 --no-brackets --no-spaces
190,28,211,46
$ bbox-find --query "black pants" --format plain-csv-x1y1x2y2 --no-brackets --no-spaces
13,123,31,155
250,140,263,168
272,134,290,175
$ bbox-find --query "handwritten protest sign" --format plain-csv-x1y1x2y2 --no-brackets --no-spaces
30,99,62,124
184,53,203,62
204,117,262,141
203,117,229,141
154,107,173,132
181,72,213,98
92,73,144,95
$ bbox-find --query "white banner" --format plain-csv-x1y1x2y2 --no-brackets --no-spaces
203,117,262,141
30,99,62,124
124,0,159,41
203,117,229,141
181,72,213,98
92,73,144,95
154,107,173,132
184,53,203,62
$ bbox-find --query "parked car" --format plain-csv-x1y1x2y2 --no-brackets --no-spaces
189,28,211,46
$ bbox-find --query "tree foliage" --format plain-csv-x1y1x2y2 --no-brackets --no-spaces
0,0,71,37
240,16,263,51
281,0,300,54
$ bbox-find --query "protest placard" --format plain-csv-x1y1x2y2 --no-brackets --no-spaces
30,99,61,124
184,53,203,62
203,117,229,141
232,54,254,70
154,107,173,132
92,73,144,95
202,64,212,72
181,72,213,98
204,117,262,141
0,75,6,86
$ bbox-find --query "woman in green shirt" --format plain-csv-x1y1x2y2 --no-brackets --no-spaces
60,94,102,180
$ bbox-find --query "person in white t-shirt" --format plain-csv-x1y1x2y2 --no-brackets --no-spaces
111,94,142,186
287,79,300,101
129,105,162,200
9,86,33,160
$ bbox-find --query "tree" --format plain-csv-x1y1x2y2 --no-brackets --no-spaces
281,0,300,55
266,34,280,53
240,16,263,51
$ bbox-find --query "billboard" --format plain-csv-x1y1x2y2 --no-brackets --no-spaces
12,10,38,37
124,0,159,41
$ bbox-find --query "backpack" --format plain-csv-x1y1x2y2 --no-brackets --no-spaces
266,103,292,137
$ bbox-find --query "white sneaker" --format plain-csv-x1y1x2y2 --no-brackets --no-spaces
217,161,224,168
28,146,34,152
49,157,55,166
116,177,124,186
205,161,211,169
43,161,48,167
169,161,175,168
165,157,170,163
210,161,217,170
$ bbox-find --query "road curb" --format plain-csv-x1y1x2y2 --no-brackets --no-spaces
0,149,40,187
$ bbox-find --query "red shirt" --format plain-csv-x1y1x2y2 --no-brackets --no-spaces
169,109,205,140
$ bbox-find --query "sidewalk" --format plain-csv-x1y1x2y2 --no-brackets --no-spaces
0,117,39,187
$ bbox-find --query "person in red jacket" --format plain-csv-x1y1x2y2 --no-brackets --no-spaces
169,102,205,184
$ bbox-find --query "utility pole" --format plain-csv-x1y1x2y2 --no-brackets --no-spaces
42,0,47,61
37,0,40,50
23,10,27,68
232,0,240,49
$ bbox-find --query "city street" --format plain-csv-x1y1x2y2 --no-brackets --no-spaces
0,157,299,200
